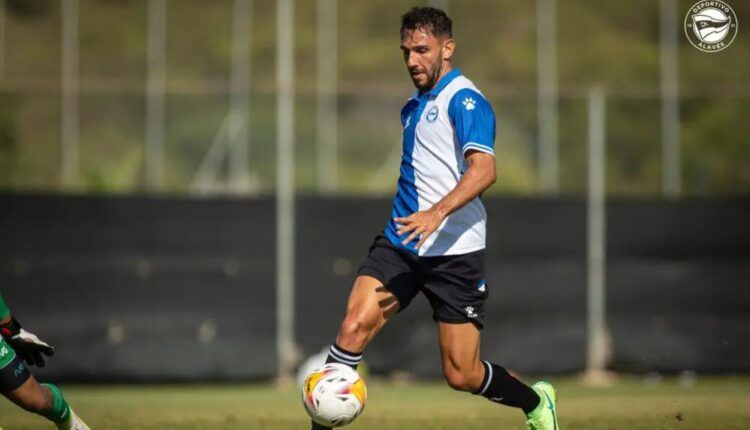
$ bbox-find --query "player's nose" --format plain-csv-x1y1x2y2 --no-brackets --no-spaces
405,51,419,68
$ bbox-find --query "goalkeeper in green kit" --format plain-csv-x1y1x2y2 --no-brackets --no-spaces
0,292,91,429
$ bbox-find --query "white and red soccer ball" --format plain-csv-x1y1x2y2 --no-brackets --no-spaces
302,363,367,427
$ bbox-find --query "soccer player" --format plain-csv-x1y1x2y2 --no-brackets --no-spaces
0,292,91,430
310,7,560,430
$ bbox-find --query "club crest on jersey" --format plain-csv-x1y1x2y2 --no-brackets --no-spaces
462,97,476,111
426,106,439,123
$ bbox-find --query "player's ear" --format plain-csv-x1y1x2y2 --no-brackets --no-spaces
442,38,455,61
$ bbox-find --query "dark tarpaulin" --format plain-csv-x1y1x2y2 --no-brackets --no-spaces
1,194,748,381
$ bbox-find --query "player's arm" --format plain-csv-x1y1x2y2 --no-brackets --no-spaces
0,291,55,367
396,151,495,248
434,149,496,217
396,88,497,249
0,291,12,325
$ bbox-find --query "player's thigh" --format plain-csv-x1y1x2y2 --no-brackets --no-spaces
1,338,48,412
343,275,400,328
357,234,420,313
422,250,488,328
437,321,481,373
1,338,35,404
3,375,51,412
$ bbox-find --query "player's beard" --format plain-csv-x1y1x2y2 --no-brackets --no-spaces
413,60,443,92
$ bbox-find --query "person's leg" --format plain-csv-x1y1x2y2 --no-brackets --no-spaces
310,276,400,430
339,278,400,349
438,321,540,413
5,376,67,421
1,337,57,419
437,322,560,429
1,338,90,429
436,321,484,391
5,378,92,430
325,235,417,369
311,235,418,430
329,275,399,362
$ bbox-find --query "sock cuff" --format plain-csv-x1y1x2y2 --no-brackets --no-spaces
526,387,545,417
40,383,70,424
328,343,363,366
474,361,493,396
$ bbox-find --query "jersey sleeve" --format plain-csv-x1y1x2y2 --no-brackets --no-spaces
0,292,9,320
448,88,496,156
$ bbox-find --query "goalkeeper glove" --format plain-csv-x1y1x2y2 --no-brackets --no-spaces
0,318,55,367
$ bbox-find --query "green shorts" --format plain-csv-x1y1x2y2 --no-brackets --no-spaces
0,337,31,392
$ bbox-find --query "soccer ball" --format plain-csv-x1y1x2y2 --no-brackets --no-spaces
302,363,367,427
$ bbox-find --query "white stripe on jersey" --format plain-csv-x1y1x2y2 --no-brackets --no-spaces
385,69,496,257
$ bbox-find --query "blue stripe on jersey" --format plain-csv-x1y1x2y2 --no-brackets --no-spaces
386,69,463,254
386,97,423,253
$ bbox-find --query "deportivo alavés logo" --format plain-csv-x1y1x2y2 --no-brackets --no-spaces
684,1,738,52
426,106,439,123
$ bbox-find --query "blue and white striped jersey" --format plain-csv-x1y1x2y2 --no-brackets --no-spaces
385,69,496,257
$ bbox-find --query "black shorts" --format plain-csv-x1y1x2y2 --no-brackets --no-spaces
0,338,31,393
357,234,489,329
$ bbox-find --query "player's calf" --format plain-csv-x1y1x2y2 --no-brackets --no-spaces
38,383,71,424
334,277,398,354
1,342,91,429
326,306,375,370
335,313,378,354
11,381,53,414
22,382,91,430
472,361,540,414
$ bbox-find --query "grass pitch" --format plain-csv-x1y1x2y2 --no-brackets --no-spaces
1,377,748,429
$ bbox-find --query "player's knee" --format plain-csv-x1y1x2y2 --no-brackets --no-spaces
444,370,472,392
443,366,475,392
443,361,483,392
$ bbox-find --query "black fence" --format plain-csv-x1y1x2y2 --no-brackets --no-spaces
1,194,748,381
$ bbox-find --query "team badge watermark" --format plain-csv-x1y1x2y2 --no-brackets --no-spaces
684,1,738,53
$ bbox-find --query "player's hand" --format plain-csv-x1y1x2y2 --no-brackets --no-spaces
0,318,55,367
394,206,446,249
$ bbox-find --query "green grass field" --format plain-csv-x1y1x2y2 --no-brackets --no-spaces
1,377,749,430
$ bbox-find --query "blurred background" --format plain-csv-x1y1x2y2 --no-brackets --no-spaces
0,0,748,385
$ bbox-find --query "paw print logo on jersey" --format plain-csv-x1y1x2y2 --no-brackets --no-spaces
465,306,478,318
462,97,476,111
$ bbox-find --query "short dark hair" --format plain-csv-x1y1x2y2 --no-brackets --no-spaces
400,7,452,40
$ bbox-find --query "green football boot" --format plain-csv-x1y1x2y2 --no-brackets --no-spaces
525,381,559,430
